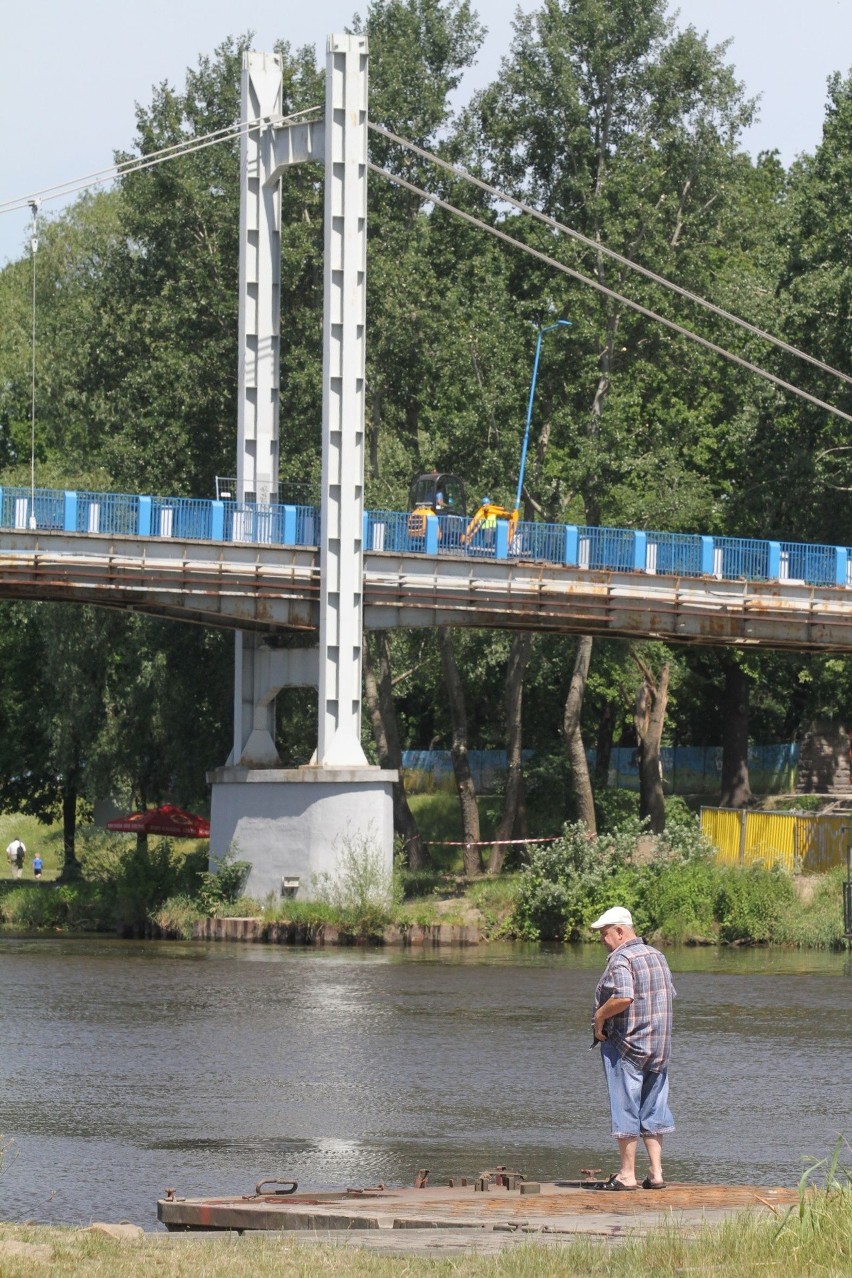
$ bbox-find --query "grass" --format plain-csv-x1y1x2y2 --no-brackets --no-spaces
0,828,211,934
0,813,65,882
406,793,565,873
773,867,849,948
0,1188,851,1276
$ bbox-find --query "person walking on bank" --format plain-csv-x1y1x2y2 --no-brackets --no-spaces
32,853,43,879
6,838,26,879
590,906,676,1191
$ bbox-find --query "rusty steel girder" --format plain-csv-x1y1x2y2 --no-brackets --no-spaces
4,531,852,652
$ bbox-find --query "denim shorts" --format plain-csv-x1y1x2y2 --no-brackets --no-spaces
601,1039,675,1139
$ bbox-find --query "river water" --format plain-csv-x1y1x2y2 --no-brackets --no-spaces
1,937,850,1228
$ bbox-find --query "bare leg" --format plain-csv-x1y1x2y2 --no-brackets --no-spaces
615,1136,639,1186
643,1134,664,1184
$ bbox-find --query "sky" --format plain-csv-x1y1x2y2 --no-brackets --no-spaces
1,0,851,266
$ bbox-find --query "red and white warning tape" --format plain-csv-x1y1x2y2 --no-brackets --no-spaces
422,834,561,848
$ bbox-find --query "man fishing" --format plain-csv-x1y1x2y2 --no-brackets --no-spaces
590,906,676,1191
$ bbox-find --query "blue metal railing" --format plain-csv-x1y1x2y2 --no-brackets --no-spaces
513,520,568,565
78,490,140,536
648,531,703,578
0,487,64,531
582,526,636,572
780,541,840,587
151,496,212,541
364,510,412,554
1,484,850,592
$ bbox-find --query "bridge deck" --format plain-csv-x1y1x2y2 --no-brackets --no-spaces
3,529,852,650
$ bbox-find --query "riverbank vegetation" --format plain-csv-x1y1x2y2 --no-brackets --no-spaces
3,809,845,949
0,1179,850,1276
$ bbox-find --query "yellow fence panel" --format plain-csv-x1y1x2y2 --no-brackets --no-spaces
796,814,847,873
700,808,743,864
701,807,849,873
743,811,795,872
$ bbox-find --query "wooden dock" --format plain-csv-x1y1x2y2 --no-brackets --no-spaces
158,1172,800,1246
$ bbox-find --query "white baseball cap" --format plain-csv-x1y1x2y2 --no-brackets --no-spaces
590,906,633,929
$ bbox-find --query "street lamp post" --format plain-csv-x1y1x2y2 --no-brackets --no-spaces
514,319,571,512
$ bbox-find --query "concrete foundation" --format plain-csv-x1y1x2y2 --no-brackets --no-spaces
207,766,397,901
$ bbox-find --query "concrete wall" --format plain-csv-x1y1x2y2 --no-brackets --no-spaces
207,766,396,901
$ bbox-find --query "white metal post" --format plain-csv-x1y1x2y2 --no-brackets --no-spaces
231,52,284,765
317,34,369,767
212,35,394,900
237,51,282,505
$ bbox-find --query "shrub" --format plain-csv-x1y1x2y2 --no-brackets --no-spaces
78,830,209,929
195,853,251,916
511,820,643,941
772,868,847,949
714,865,796,943
593,788,640,833
640,857,721,943
508,810,812,947
657,814,716,862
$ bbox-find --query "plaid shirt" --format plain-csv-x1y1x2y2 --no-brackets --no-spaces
594,937,676,1072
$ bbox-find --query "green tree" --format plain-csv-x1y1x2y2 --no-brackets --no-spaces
760,71,852,544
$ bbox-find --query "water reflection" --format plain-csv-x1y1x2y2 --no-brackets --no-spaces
0,937,849,1228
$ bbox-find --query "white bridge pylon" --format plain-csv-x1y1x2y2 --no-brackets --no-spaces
232,36,369,770
211,34,394,903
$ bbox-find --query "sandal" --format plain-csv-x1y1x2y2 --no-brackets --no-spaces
642,1177,667,1190
596,1175,638,1191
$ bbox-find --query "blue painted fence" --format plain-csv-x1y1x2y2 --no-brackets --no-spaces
599,743,799,797
1,485,849,591
401,743,800,797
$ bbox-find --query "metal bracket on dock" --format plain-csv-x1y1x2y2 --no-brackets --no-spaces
476,1165,527,1191
254,1178,298,1196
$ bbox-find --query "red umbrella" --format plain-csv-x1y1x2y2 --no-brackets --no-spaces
106,804,210,838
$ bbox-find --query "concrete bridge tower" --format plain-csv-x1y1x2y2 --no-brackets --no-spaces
208,35,396,899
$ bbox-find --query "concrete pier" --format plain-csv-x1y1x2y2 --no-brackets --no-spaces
207,765,396,901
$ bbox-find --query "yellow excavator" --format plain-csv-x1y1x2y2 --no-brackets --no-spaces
407,472,467,537
408,320,571,549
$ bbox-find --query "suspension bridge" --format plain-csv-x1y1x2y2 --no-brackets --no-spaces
3,34,851,897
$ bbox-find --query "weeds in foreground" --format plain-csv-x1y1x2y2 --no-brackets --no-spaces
311,827,395,937
772,1134,852,1243
149,894,203,939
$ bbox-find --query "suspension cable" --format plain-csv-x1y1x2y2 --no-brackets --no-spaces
7,110,847,423
369,122,852,392
0,105,322,216
368,161,852,427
